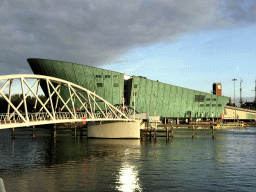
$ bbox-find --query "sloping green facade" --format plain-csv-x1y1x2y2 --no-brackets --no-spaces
27,58,229,118
27,58,124,108
129,76,229,118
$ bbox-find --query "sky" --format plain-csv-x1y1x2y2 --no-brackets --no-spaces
1,0,256,105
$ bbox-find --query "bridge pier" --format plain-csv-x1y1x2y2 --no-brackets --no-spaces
166,127,169,140
87,121,140,139
149,127,153,140
80,129,83,138
74,126,77,138
154,128,156,140
33,126,36,138
11,128,15,139
53,124,57,138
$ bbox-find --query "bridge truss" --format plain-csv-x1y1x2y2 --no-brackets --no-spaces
0,74,134,129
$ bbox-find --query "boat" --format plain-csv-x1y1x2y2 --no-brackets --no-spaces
214,122,246,128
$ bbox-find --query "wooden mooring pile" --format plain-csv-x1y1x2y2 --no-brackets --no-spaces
141,125,215,140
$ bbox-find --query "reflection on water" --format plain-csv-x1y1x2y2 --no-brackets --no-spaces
116,163,142,192
0,127,256,191
86,139,142,191
87,139,140,146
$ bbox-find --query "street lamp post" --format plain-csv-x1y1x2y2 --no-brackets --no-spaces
232,78,237,122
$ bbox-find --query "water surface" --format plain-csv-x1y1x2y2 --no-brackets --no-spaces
0,127,256,191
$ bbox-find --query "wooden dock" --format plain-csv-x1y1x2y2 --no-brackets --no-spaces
157,123,217,128
141,126,215,140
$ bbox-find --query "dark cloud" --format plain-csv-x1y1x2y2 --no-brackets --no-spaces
1,0,256,75
222,0,256,23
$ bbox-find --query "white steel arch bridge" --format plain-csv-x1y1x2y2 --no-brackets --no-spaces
0,74,136,129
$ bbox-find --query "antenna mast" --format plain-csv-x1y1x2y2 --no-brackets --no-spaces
240,79,243,107
251,77,256,103
255,77,256,102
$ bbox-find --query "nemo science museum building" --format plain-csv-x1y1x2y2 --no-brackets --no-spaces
27,58,229,124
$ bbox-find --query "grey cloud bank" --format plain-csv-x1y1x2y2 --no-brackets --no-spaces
1,0,256,75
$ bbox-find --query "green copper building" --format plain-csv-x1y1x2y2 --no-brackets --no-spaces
27,58,229,120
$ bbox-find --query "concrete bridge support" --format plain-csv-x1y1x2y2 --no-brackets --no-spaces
87,121,140,139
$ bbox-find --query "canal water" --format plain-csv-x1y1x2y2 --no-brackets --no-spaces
0,127,256,191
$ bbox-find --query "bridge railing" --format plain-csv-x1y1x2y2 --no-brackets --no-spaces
0,111,129,125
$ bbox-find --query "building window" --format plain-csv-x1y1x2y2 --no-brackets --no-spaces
113,83,119,87
206,104,210,107
212,98,216,101
134,84,138,88
218,104,222,107
206,98,210,101
105,75,110,78
132,102,134,106
212,104,216,107
97,83,103,87
195,95,205,102
200,104,204,107
186,111,191,116
113,75,119,78
96,75,102,78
